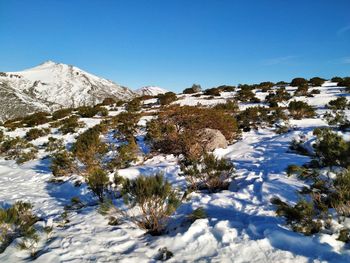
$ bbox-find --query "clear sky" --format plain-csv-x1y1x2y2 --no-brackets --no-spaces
0,0,349,92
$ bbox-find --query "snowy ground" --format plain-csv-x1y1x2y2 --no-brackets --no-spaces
1,82,350,262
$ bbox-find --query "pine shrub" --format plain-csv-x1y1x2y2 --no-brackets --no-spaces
50,151,76,177
288,100,315,119
87,167,109,202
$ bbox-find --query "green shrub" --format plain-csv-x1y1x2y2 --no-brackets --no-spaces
52,108,73,120
313,128,350,167
87,167,109,202
309,77,325,87
110,136,139,169
324,111,350,131
24,128,50,141
183,84,202,94
257,81,274,92
43,137,65,152
235,86,260,102
182,154,235,192
72,126,107,166
146,106,240,159
213,100,239,113
0,201,38,253
331,77,343,83
121,174,181,235
217,85,235,92
101,97,117,105
158,92,177,105
77,105,108,118
271,197,322,235
265,87,291,105
188,207,207,222
58,115,83,134
337,77,350,88
126,98,141,112
327,97,349,110
288,100,315,119
0,130,4,143
290,78,308,87
294,84,309,96
0,137,38,164
204,88,222,96
112,112,139,138
50,151,76,177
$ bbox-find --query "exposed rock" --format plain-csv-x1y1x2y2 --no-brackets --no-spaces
191,128,228,155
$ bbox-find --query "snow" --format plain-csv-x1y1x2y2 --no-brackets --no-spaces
135,86,168,96
1,83,350,262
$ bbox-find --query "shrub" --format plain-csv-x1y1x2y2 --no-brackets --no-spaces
77,105,108,118
257,81,274,92
87,167,109,202
111,136,139,169
288,100,315,119
213,100,239,113
0,201,38,253
101,97,117,106
22,112,50,127
309,77,325,87
330,171,350,216
58,115,83,134
72,126,107,166
43,137,65,152
235,86,260,102
337,77,350,89
327,97,348,110
50,151,76,177
0,137,38,164
271,197,322,235
126,98,141,112
0,130,4,143
331,77,343,83
204,88,221,96
121,174,181,235
293,84,309,96
324,111,350,130
181,154,235,192
217,85,235,92
112,112,139,138
313,128,350,167
158,92,177,105
146,106,240,159
52,108,73,120
290,78,308,87
24,128,50,141
188,207,207,222
265,87,291,105
183,84,202,94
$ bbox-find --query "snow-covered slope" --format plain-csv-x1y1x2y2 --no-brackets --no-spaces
0,61,135,121
135,86,168,96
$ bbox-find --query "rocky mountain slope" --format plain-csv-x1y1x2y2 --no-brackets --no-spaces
135,86,168,96
0,61,135,122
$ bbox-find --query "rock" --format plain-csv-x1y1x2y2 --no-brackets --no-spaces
197,128,228,152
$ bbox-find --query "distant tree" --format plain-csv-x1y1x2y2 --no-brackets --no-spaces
290,78,308,87
288,100,315,119
331,77,343,83
183,84,202,94
309,77,325,87
158,92,177,105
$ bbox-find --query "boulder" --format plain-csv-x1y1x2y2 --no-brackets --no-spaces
197,128,228,152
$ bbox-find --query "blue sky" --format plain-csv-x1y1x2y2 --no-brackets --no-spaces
0,0,349,92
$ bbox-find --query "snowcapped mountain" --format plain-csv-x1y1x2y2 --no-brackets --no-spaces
135,86,169,96
0,61,135,121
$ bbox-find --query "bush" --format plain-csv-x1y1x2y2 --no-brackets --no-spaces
0,130,4,143
235,86,260,102
24,128,50,141
188,207,207,222
158,92,177,105
288,100,315,119
213,100,239,113
146,106,240,159
271,197,322,235
293,84,309,96
265,87,291,105
204,88,221,96
58,115,83,134
331,77,343,83
43,137,65,152
0,137,38,164
181,154,235,192
327,97,349,110
72,126,107,166
337,77,350,89
290,78,308,87
22,112,50,127
183,84,201,94
324,111,350,130
0,201,38,253
309,77,325,87
121,174,181,235
257,81,274,92
52,108,73,120
87,167,109,202
101,97,117,106
112,112,139,138
217,85,235,92
77,105,108,118
113,136,139,169
313,128,350,167
126,98,141,112
50,151,76,177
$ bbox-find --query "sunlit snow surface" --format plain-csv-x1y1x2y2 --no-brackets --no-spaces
1,82,350,262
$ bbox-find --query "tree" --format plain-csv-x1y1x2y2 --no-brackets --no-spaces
290,78,308,87
309,77,325,87
183,84,201,94
87,167,109,202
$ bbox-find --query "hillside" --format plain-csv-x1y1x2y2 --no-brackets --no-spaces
1,78,350,262
135,86,168,96
0,61,135,122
